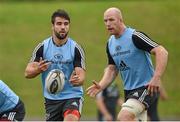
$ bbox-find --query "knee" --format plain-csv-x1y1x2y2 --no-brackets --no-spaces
64,114,79,121
63,109,80,121
117,110,135,121
117,98,146,121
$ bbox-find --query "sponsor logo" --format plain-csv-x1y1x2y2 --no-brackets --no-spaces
132,92,139,97
112,50,130,57
50,60,72,65
46,53,72,65
119,61,130,71
71,102,78,107
8,112,16,120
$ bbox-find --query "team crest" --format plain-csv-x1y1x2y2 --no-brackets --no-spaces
54,53,63,61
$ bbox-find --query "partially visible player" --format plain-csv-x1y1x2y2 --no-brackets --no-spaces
0,80,25,121
25,9,85,121
96,82,123,121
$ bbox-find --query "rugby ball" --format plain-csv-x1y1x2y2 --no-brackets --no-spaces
45,69,65,94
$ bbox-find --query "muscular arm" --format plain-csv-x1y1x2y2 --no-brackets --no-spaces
24,43,50,78
133,31,168,79
132,31,168,94
25,59,51,79
73,67,86,86
86,43,117,97
70,44,86,86
150,46,168,82
99,65,118,90
98,43,118,89
25,62,41,78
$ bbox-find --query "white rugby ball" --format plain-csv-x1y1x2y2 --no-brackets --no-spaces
45,69,65,94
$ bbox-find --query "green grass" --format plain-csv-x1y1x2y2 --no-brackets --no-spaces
0,0,180,120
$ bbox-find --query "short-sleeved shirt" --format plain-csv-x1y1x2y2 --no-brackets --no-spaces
107,27,158,90
30,37,85,100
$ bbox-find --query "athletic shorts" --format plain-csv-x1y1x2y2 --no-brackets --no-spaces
124,86,159,109
44,97,83,121
0,99,25,121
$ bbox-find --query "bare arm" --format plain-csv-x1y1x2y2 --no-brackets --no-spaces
25,62,41,78
69,67,85,86
99,65,118,89
86,65,118,97
148,45,168,94
132,31,168,95
25,58,51,79
151,45,168,81
70,44,86,86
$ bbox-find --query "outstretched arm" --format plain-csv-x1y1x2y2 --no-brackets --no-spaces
86,65,118,97
99,65,118,90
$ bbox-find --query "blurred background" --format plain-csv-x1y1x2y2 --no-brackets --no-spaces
0,0,180,120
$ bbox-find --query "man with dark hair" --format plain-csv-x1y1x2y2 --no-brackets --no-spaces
0,80,25,121
51,9,70,24
25,9,86,121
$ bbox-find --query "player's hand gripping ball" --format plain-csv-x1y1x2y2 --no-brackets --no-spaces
45,69,65,94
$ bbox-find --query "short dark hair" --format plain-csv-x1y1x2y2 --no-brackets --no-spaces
51,9,70,24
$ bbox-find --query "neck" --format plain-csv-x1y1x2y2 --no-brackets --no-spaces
115,25,126,39
53,35,68,46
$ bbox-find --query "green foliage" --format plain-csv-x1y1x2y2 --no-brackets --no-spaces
0,0,180,120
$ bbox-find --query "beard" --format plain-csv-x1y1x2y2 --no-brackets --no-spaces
54,31,68,40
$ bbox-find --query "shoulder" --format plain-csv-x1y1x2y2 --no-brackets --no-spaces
108,35,115,42
0,80,10,91
67,38,78,46
107,35,115,47
0,80,4,86
42,36,52,44
132,30,159,52
35,37,52,48
69,38,84,50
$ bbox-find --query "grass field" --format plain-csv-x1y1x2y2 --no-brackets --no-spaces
0,0,180,120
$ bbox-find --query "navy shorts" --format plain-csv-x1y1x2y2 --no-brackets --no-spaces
44,97,83,121
0,99,25,121
124,86,159,109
